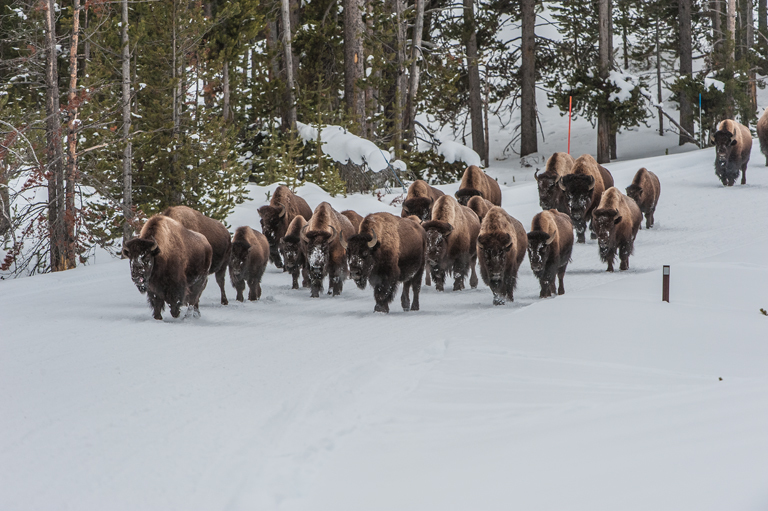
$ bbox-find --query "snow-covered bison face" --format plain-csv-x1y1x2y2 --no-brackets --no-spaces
278,235,303,273
625,184,643,204
302,229,334,281
228,241,251,281
344,233,379,290
535,174,560,210
593,210,621,258
477,233,512,283
713,130,737,165
425,224,453,267
401,197,433,223
123,238,160,294
526,232,554,274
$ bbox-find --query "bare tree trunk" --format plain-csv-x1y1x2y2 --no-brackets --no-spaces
171,3,182,204
64,0,82,270
760,0,767,73
405,0,425,148
746,0,756,116
712,0,722,56
344,0,366,134
520,0,537,157
679,0,694,145
464,0,486,161
280,0,297,130
223,60,231,122
597,0,611,163
121,0,133,248
727,0,736,62
656,15,663,136
393,0,407,155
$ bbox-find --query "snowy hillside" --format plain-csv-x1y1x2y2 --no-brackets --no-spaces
1,143,768,510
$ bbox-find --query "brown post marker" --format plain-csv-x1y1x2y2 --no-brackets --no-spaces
662,265,670,302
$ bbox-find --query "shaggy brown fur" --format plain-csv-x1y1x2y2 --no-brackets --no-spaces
229,226,269,302
535,152,575,213
527,209,573,298
162,205,231,305
592,187,642,272
454,165,502,206
625,168,661,229
477,206,528,306
279,216,309,289
341,210,364,231
712,119,752,186
757,108,768,166
342,212,426,313
421,195,481,292
258,185,313,268
401,180,445,221
123,215,212,320
301,202,356,298
466,196,495,222
559,154,612,243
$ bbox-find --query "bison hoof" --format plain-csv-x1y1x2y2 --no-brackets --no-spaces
221,298,228,306
590,232,597,240
493,296,506,306
374,304,389,314
153,314,163,320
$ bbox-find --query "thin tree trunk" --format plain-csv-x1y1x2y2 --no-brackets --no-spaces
171,3,182,204
393,0,407,155
82,7,89,76
621,1,628,69
280,0,297,130
365,0,378,139
64,0,82,270
656,15,663,136
727,0,736,62
597,0,611,163
121,0,133,248
679,0,694,145
405,0,425,148
464,0,486,161
712,0,722,56
746,0,756,116
344,0,366,134
223,60,231,122
760,0,767,73
520,0,537,157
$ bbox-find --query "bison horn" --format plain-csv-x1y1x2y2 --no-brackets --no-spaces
330,226,338,240
587,176,595,191
544,234,555,245
368,230,378,248
505,236,514,249
300,225,309,243
339,231,348,250
557,178,566,191
534,168,540,180
150,239,158,252
402,205,410,215
278,204,286,218
476,238,484,250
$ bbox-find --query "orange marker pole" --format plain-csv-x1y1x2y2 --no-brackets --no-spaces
568,96,572,154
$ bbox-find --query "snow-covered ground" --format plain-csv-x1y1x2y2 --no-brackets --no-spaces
2,138,768,509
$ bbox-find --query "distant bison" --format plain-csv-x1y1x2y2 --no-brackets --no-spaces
527,209,573,298
341,209,364,232
229,226,269,302
258,185,313,268
422,195,481,292
301,202,356,298
559,154,614,243
455,165,502,206
279,215,309,289
477,206,528,306
342,212,426,313
625,168,661,229
123,215,212,320
757,108,768,166
466,196,495,222
162,205,231,305
401,180,445,222
712,119,752,186
535,152,574,213
592,187,642,272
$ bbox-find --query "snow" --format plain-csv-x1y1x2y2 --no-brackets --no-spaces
2,140,768,509
437,139,482,167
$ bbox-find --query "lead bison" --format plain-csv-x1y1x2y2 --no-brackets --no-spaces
756,108,768,166
455,165,502,206
300,202,356,298
625,167,661,229
229,226,269,302
401,180,445,222
422,195,481,292
123,215,212,320
527,209,573,298
534,151,575,213
559,154,614,243
342,212,426,313
258,185,313,268
592,187,642,272
162,205,231,305
477,206,528,306
279,215,309,289
712,119,752,186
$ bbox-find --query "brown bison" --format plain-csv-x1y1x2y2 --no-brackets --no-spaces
558,154,614,243
229,226,269,302
123,215,212,320
341,209,364,231
625,168,661,229
421,195,481,292
401,180,445,221
300,202,356,298
477,206,528,306
341,212,426,313
712,119,752,186
455,165,502,206
757,108,768,166
279,215,309,289
466,196,495,222
592,187,642,272
534,152,575,213
258,185,313,268
162,205,232,305
527,209,573,298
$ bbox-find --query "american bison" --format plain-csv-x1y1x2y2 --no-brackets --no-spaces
534,152,575,213
625,167,661,229
162,205,231,305
300,202,356,298
712,119,752,186
279,215,309,290
401,180,445,221
229,226,269,302
592,187,642,272
757,108,768,166
454,165,502,206
123,215,212,320
341,209,364,232
559,154,614,243
258,185,313,268
477,206,528,306
527,209,573,298
466,196,495,222
341,212,426,313
422,195,481,292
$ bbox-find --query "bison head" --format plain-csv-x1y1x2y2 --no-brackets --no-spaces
625,184,643,204
454,188,482,206
279,234,304,274
712,130,738,185
301,226,337,283
534,169,560,210
229,240,251,281
422,221,453,267
401,197,433,222
122,238,160,294
258,204,286,264
341,231,379,290
559,174,595,231
477,232,513,284
592,208,621,259
526,231,555,274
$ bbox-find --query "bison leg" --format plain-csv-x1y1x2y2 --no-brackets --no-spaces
431,267,445,292
233,279,245,302
330,271,344,296
310,279,323,298
290,268,300,290
148,291,164,320
469,255,478,289
741,164,747,185
575,223,586,244
557,265,567,295
505,275,516,303
619,242,632,271
248,279,262,301
400,281,411,311
269,247,283,269
424,271,431,286
410,272,422,311
492,292,506,306
452,261,467,291
170,300,182,319
373,283,394,313
215,266,228,305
